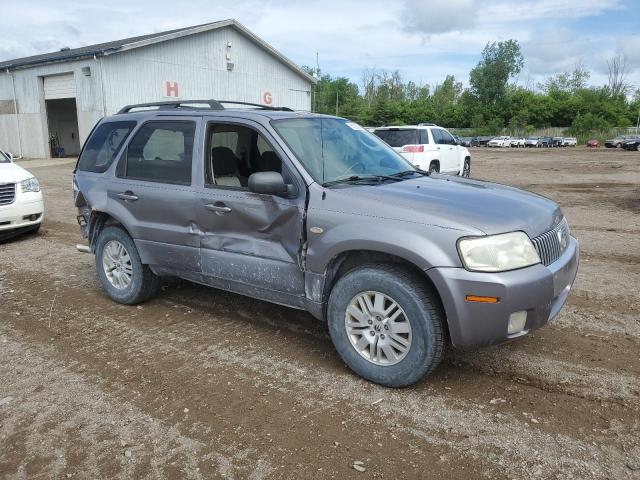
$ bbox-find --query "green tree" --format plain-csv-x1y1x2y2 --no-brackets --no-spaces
469,40,524,107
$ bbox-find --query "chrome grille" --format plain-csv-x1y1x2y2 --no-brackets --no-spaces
532,219,570,266
0,183,15,206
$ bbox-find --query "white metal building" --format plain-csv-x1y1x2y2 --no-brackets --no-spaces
0,19,314,158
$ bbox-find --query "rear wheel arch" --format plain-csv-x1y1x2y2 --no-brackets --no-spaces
429,160,440,173
88,211,131,252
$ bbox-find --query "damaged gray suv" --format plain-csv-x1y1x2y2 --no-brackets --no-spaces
73,100,579,387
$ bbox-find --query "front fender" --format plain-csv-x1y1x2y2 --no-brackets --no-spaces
305,217,463,274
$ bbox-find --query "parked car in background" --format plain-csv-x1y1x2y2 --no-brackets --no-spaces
477,136,494,147
510,137,526,148
562,137,577,147
587,139,600,148
605,135,636,148
0,149,44,241
374,124,471,175
525,136,541,147
487,136,511,147
622,138,640,151
73,99,579,387
551,137,564,147
539,137,552,148
458,137,473,147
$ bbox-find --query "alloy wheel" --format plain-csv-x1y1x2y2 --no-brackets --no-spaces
102,240,133,289
344,291,412,366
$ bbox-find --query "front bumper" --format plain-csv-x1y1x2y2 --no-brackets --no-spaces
0,192,44,232
427,236,579,348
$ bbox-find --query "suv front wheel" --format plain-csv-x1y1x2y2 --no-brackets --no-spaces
95,226,159,304
327,264,445,387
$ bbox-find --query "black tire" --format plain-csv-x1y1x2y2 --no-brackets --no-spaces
95,226,159,304
429,162,439,174
461,158,471,177
327,264,445,387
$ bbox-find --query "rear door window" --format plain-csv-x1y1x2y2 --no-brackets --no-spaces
374,129,419,147
77,121,136,173
120,121,195,184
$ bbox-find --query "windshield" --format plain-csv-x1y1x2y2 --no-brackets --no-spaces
272,118,415,185
0,150,10,163
373,128,419,147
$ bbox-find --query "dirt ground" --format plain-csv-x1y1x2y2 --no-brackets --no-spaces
1,147,639,479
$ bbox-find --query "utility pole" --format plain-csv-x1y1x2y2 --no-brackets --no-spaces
335,91,339,116
636,108,640,134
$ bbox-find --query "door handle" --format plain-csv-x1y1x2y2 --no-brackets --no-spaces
117,192,138,201
205,203,232,214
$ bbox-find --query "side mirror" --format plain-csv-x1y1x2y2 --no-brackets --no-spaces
248,171,292,196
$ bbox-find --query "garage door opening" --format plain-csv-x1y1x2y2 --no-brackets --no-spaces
45,98,80,157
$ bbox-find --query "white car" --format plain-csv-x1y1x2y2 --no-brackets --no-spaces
487,136,511,147
510,137,526,147
562,137,577,147
373,124,471,176
0,149,44,239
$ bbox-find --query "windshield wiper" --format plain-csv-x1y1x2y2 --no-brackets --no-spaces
391,169,430,178
322,174,402,187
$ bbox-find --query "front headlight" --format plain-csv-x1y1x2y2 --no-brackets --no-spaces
20,177,40,193
458,231,541,272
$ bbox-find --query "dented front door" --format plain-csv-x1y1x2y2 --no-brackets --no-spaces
195,119,306,306
196,189,306,304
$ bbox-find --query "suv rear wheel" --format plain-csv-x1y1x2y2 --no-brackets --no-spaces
429,161,439,174
327,264,445,387
95,226,159,304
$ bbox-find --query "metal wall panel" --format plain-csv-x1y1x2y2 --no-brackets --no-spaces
0,25,312,157
0,60,104,157
101,27,312,114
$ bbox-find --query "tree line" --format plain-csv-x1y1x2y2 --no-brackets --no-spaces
304,40,640,139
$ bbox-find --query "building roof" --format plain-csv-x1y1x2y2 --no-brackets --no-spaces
0,19,315,83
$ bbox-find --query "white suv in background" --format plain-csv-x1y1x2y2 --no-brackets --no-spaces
488,136,511,147
373,124,471,176
0,150,44,240
562,137,577,147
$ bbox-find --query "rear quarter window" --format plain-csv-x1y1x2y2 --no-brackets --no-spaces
77,121,136,173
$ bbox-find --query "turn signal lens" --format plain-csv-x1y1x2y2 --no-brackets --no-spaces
465,295,500,303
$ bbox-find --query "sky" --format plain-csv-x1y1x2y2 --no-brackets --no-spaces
1,0,639,92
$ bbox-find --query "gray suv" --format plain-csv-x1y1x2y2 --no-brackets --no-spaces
73,100,579,387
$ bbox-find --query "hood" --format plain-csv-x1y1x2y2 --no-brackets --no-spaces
333,175,562,238
0,162,35,184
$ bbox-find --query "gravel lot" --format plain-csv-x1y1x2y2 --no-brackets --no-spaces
1,147,639,479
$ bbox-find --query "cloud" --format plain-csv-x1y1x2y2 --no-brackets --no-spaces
400,0,477,35
0,0,637,90
617,35,640,72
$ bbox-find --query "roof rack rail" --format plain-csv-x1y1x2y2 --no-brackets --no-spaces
117,100,224,114
217,100,293,112
117,99,294,114
418,122,437,126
